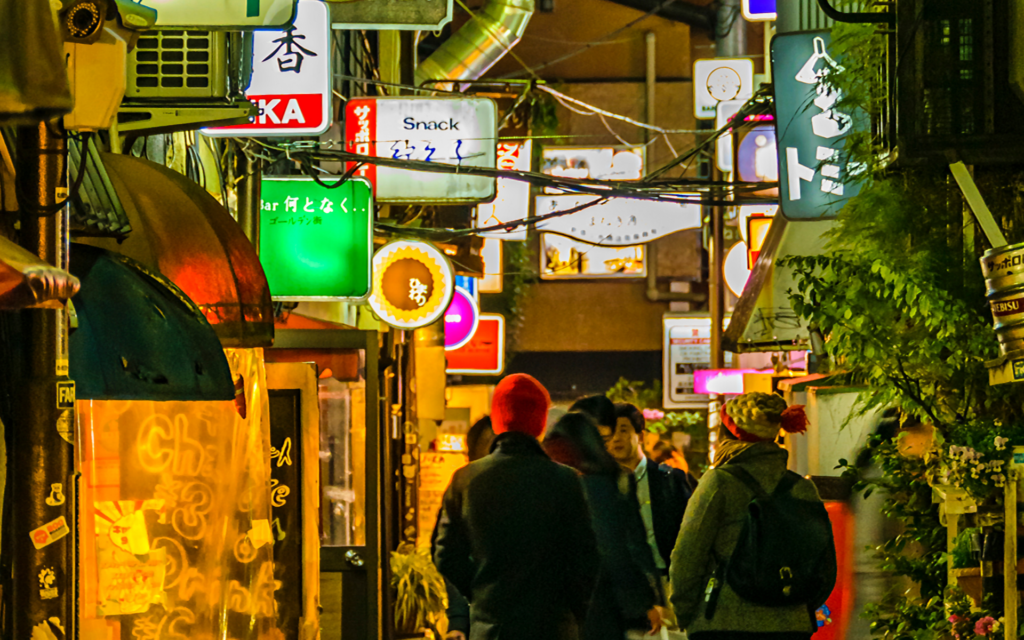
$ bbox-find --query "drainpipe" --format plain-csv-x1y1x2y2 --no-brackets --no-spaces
414,0,534,86
642,32,705,304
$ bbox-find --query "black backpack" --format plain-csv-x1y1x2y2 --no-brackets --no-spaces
713,465,837,610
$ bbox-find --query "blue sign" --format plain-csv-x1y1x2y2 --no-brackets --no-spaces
743,0,776,21
455,275,478,300
772,31,869,220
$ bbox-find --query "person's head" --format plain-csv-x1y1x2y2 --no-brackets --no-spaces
466,416,494,462
721,392,807,442
491,374,551,439
609,403,644,466
568,395,616,432
543,413,621,476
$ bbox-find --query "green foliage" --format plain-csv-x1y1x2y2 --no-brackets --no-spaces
950,528,980,570
603,377,703,435
390,544,448,638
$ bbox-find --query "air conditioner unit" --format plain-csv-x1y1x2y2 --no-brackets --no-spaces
118,29,255,133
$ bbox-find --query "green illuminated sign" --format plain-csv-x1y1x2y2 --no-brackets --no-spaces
259,177,373,300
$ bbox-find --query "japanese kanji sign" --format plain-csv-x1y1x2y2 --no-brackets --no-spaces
534,195,701,246
368,241,455,329
772,31,868,219
132,0,296,28
344,97,498,203
475,140,531,240
205,0,330,137
258,177,373,300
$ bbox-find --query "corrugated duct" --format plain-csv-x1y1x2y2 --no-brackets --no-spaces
414,0,535,86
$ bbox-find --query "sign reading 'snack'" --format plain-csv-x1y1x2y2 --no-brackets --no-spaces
345,97,498,204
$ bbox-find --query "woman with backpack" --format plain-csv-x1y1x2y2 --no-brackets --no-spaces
668,392,836,640
543,412,664,640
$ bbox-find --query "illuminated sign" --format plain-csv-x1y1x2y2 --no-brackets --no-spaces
663,316,733,409
694,369,760,395
476,140,531,240
444,286,480,351
258,176,373,300
742,0,776,21
205,0,330,137
716,100,744,172
773,31,868,219
746,215,773,267
368,241,455,329
694,58,755,120
541,147,644,185
480,239,503,293
344,97,498,203
541,234,644,279
735,124,778,186
535,195,701,246
724,241,751,297
130,0,296,28
446,314,505,375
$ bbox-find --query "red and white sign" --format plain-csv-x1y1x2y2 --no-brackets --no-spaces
446,314,505,375
205,0,331,137
475,140,531,240
344,97,497,203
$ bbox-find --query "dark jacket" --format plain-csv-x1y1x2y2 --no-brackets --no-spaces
444,579,470,636
433,431,601,640
646,461,693,569
669,441,826,634
580,472,661,640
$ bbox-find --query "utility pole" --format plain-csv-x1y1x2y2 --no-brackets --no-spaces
11,120,75,640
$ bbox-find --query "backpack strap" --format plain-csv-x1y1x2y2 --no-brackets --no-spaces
716,464,769,500
773,470,802,497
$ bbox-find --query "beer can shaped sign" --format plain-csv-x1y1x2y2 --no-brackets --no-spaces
368,241,456,329
205,0,331,137
981,241,1024,355
345,97,498,203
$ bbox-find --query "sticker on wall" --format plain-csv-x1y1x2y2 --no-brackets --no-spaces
368,241,456,329
45,484,65,507
56,381,74,409
30,517,70,549
39,567,58,600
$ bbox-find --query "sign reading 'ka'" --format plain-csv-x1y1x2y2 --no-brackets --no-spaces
205,0,330,137
258,177,373,300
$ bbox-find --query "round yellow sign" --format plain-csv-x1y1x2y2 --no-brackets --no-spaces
369,241,455,329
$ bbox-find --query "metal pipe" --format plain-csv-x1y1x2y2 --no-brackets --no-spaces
11,120,74,640
816,0,894,25
414,0,534,86
236,152,262,251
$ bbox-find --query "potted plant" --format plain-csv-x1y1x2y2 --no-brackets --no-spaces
391,543,448,640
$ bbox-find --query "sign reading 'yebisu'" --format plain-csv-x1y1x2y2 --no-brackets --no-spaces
772,30,869,220
345,97,498,204
258,177,373,300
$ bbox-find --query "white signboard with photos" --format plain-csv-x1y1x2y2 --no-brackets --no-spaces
535,195,701,246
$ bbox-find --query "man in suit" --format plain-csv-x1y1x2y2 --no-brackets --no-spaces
608,402,693,576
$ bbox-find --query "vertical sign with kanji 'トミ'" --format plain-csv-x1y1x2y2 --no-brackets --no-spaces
772,30,869,220
205,0,331,137
258,177,373,300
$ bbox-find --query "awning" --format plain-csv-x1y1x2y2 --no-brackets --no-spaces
68,244,234,401
724,216,834,353
0,234,80,309
81,152,274,348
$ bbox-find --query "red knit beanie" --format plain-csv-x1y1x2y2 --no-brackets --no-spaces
491,374,551,439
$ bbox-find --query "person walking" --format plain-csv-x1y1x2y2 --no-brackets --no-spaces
669,392,835,640
440,416,494,640
433,374,600,640
610,403,692,577
543,412,663,640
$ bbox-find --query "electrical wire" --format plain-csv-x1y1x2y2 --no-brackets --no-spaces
16,132,93,218
498,0,682,78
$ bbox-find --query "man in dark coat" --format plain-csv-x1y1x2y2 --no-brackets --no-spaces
434,374,600,640
610,403,693,575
